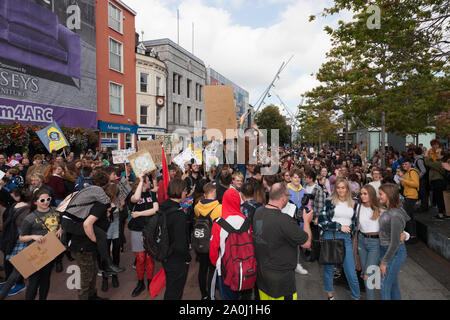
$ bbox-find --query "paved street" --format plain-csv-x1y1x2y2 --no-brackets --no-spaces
3,232,449,300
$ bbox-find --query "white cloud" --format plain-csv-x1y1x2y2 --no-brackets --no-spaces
126,0,343,111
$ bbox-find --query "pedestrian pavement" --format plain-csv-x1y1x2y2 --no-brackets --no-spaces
2,238,449,300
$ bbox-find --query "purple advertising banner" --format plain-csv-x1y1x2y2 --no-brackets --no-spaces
0,97,97,129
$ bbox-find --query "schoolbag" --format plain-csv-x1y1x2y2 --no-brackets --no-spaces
216,217,257,291
0,205,22,255
192,205,218,254
142,210,171,262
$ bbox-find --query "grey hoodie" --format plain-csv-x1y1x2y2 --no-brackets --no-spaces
379,207,410,265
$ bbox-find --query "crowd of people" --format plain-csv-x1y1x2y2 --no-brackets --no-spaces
0,139,449,300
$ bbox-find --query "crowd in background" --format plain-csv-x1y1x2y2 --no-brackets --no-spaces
0,138,449,300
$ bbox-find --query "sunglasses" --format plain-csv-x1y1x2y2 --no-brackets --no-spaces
38,197,52,203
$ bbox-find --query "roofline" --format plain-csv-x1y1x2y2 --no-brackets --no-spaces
142,38,205,66
113,0,137,16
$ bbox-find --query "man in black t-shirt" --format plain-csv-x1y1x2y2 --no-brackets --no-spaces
252,183,313,300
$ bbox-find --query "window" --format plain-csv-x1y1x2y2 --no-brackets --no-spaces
156,76,161,96
140,105,148,125
178,75,182,95
156,106,162,127
125,133,134,149
140,73,148,93
199,85,203,101
187,106,191,125
109,38,122,72
195,83,199,101
108,2,122,33
199,109,202,123
173,102,176,124
178,104,181,124
172,73,177,94
109,82,123,114
101,132,119,150
187,79,191,98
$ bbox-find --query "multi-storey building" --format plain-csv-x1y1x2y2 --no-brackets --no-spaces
142,39,206,146
135,41,167,141
96,0,137,151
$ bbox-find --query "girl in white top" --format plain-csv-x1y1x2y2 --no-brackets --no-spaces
355,184,382,300
356,184,408,300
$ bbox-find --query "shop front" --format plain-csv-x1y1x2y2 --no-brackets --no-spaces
98,120,138,150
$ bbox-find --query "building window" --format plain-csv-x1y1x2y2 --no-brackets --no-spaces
199,109,202,123
140,73,148,93
187,106,191,125
108,2,122,33
178,75,182,95
156,76,161,96
178,104,181,124
156,106,162,127
187,79,191,98
173,73,177,94
199,85,203,101
172,102,176,124
109,82,123,114
109,38,123,72
125,133,134,149
140,105,149,125
101,132,120,150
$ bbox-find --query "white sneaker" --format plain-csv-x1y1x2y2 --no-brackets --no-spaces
295,264,308,275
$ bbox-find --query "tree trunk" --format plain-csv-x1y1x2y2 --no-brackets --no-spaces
381,111,386,169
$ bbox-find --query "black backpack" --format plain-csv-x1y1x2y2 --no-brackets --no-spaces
192,205,218,254
0,205,22,255
142,210,171,262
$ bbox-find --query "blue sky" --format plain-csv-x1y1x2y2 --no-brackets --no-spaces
125,0,347,118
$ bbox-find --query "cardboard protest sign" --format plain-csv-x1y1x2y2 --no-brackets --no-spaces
36,121,69,153
10,232,66,279
204,85,237,140
0,170,5,180
127,150,156,177
155,134,179,158
204,141,220,172
112,149,136,164
173,148,201,172
137,140,169,166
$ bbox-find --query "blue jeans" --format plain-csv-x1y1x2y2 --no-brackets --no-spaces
380,243,407,300
322,231,360,299
218,276,241,300
357,233,380,300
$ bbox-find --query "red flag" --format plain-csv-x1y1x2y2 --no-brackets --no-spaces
149,267,166,298
162,146,170,201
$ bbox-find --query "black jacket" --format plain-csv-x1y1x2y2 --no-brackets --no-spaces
160,199,191,264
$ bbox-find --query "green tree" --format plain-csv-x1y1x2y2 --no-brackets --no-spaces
297,106,342,145
255,105,291,146
304,0,449,166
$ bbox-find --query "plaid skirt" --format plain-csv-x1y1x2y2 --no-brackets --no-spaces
5,240,28,260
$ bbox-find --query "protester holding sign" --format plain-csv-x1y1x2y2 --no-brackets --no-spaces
18,188,62,300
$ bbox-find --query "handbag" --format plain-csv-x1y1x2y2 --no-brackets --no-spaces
318,232,345,265
352,204,362,271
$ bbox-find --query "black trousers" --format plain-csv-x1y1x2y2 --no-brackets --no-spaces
418,177,429,210
430,179,446,214
403,198,417,238
162,260,189,300
197,252,215,298
25,261,54,300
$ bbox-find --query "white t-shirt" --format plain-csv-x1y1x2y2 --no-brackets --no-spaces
332,201,354,227
369,181,381,195
358,204,380,233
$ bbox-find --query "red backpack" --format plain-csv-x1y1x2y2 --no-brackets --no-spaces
216,217,257,291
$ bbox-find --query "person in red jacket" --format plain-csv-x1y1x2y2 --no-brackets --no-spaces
209,187,248,300
157,164,177,204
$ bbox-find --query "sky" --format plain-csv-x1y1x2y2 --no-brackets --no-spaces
125,0,353,120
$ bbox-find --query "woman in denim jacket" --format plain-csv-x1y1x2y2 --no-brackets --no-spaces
318,177,360,300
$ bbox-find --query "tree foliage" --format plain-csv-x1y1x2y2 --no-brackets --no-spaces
254,105,291,146
303,0,449,137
